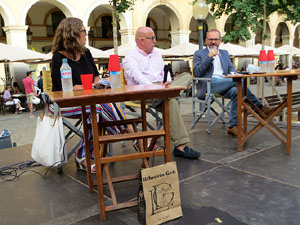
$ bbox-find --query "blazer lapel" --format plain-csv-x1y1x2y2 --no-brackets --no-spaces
219,50,226,75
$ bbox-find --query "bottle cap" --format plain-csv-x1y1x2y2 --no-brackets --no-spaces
108,55,121,71
259,50,267,62
267,50,275,61
62,58,67,63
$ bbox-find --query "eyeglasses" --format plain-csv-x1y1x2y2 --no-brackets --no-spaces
207,38,221,41
80,29,87,34
139,36,156,41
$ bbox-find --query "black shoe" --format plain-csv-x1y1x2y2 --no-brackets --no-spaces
173,146,201,159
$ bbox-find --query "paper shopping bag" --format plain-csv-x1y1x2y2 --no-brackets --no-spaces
140,161,182,225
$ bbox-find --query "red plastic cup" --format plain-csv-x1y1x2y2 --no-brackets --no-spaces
80,74,93,90
259,50,267,62
267,50,275,61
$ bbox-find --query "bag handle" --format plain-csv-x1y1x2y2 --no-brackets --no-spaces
40,97,61,126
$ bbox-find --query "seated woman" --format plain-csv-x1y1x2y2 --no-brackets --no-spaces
12,82,22,94
51,17,137,173
3,85,25,114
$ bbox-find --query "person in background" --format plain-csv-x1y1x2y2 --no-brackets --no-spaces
275,61,284,70
164,64,171,81
51,17,138,173
275,61,286,86
3,85,25,114
37,71,43,92
123,26,200,159
22,71,35,118
193,29,272,136
174,71,179,79
12,82,22,94
102,68,109,78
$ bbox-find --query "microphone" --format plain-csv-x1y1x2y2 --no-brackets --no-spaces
212,45,220,56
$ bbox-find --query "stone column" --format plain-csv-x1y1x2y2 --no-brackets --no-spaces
287,37,294,69
3,25,28,48
269,34,276,47
245,34,255,48
170,30,191,47
281,35,289,45
119,29,136,45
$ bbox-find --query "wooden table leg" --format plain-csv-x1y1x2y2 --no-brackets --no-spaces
141,100,147,151
81,106,93,193
163,98,171,162
90,104,106,221
243,79,248,135
286,77,292,155
237,79,243,151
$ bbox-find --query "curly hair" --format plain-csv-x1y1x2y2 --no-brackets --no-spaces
51,17,85,60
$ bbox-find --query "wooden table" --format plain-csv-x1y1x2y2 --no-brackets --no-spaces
48,84,184,221
226,70,299,154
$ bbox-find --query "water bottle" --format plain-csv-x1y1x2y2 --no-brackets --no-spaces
267,50,275,72
60,58,73,92
110,71,121,89
108,54,121,88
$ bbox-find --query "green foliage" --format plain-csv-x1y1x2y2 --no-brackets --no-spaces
192,0,300,43
109,0,135,21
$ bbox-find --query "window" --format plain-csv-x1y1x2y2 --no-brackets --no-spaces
47,11,65,37
0,16,5,37
102,16,113,38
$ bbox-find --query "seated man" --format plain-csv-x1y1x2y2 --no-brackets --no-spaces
123,26,200,159
193,29,272,136
3,85,25,114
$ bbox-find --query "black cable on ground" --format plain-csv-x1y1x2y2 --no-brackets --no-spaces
0,122,82,181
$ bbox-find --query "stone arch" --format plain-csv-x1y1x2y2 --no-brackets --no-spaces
147,17,158,31
144,1,181,32
26,15,32,25
293,24,300,48
275,22,290,47
43,7,62,25
0,1,16,25
94,13,111,27
216,14,230,35
255,20,271,45
84,0,128,29
224,14,241,43
189,13,216,43
20,0,76,25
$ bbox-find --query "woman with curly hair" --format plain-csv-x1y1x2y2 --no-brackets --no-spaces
51,17,136,172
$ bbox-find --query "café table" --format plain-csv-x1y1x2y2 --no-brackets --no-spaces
47,84,184,221
12,93,27,108
226,70,299,154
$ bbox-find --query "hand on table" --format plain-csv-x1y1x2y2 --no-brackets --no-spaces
161,81,170,87
73,85,83,90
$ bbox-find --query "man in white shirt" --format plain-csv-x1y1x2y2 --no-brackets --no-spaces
123,26,200,159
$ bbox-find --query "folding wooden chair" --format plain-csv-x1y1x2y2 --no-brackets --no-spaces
120,68,164,130
191,77,231,133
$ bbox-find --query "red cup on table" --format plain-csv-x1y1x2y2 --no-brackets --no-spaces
80,74,93,90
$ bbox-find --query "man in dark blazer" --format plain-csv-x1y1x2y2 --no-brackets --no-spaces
193,29,271,136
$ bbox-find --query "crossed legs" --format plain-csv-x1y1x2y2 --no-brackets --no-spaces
211,77,262,127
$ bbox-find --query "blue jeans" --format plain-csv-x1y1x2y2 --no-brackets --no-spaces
211,77,262,127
